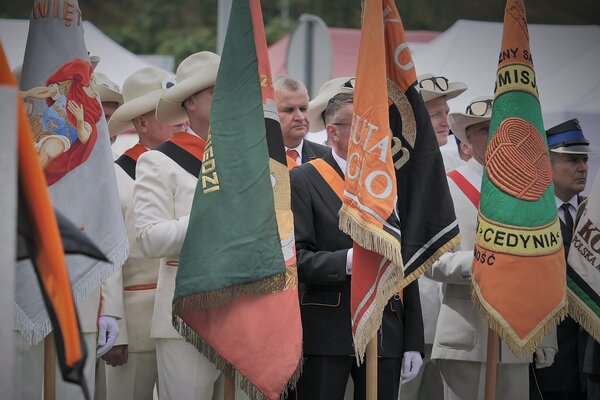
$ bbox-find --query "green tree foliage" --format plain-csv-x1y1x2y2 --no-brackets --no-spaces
1,0,598,66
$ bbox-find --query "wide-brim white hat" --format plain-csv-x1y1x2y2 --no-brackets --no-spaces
308,77,355,132
156,51,220,125
448,95,494,144
417,73,468,103
108,67,178,136
94,72,123,105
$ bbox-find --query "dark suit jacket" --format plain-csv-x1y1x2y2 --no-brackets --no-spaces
290,150,424,358
300,139,329,164
534,197,588,392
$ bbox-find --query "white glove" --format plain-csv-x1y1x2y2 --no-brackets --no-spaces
534,346,557,369
346,248,353,275
96,315,119,357
401,351,423,383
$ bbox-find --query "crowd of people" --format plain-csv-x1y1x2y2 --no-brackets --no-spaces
13,49,599,400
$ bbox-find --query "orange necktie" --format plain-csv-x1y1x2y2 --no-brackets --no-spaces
286,149,299,170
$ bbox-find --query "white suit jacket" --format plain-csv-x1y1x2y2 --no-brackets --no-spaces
427,158,556,363
133,141,196,339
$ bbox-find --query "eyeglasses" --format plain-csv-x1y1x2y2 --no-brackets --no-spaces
466,99,493,116
332,122,352,127
418,76,449,92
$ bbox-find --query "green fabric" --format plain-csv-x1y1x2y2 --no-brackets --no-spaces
175,0,284,301
480,91,556,227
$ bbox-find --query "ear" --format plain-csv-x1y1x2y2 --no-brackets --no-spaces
326,123,338,143
132,115,147,133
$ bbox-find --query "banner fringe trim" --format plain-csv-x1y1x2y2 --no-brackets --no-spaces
471,283,567,357
400,233,461,288
567,289,600,344
339,207,403,269
173,314,303,400
173,272,285,312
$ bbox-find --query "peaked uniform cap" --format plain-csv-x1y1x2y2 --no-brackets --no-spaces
448,95,494,144
93,72,123,106
108,67,177,136
155,51,221,125
308,77,355,132
547,118,592,154
417,73,468,103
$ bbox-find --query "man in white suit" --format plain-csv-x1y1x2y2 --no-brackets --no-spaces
426,96,558,400
101,66,184,399
134,51,222,400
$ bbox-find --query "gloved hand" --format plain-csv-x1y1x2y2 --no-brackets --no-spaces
97,315,119,357
102,344,129,367
534,346,557,369
346,248,353,275
401,351,423,383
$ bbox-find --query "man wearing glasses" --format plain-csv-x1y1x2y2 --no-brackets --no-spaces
425,96,557,400
416,74,468,172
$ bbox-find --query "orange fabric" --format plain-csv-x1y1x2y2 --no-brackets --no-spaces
123,283,157,291
308,159,344,200
1,44,82,366
168,131,206,161
286,149,299,170
123,143,147,161
447,170,481,208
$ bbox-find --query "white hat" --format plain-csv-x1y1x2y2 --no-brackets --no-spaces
448,95,494,144
417,73,467,103
108,67,177,137
155,51,221,125
308,77,355,132
94,72,123,105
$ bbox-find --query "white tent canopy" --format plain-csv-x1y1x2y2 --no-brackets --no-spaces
0,19,154,86
413,20,600,190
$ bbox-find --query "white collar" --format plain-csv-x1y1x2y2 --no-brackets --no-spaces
554,195,578,211
285,141,304,163
332,148,346,175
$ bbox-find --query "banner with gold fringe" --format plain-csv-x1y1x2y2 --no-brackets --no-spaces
472,0,567,356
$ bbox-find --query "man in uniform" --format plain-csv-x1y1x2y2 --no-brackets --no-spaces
101,67,183,400
290,84,424,399
134,51,221,400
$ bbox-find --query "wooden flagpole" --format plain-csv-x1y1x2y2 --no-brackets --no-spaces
224,372,235,400
484,328,499,400
44,333,56,400
366,335,378,400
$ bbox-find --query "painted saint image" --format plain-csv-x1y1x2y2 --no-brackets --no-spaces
21,58,102,185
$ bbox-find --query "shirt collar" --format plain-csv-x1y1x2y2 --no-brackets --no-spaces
285,141,304,163
332,148,346,175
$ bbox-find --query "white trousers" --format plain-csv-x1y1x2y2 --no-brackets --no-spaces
438,359,528,400
155,338,220,400
104,350,158,400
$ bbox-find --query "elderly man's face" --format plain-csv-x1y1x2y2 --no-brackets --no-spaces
425,97,450,146
276,88,309,148
551,152,588,201
465,120,490,165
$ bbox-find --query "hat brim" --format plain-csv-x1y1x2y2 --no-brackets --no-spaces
550,145,592,155
308,86,354,132
421,82,468,103
96,85,123,106
108,90,163,137
155,66,218,125
448,113,491,144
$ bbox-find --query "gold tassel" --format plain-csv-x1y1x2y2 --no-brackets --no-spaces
568,290,600,343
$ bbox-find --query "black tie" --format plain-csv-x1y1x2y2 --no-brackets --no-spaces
560,203,574,247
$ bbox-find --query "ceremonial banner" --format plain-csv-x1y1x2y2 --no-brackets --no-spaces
340,0,459,359
1,43,87,395
17,0,128,344
568,172,600,342
472,0,566,355
172,0,301,398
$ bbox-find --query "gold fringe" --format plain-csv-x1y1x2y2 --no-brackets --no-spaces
568,289,600,344
400,232,461,288
173,315,303,400
339,206,404,269
353,262,405,364
173,272,285,314
471,283,567,357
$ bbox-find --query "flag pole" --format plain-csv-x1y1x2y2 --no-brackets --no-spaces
44,333,56,400
484,328,498,400
224,372,235,400
366,335,378,400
